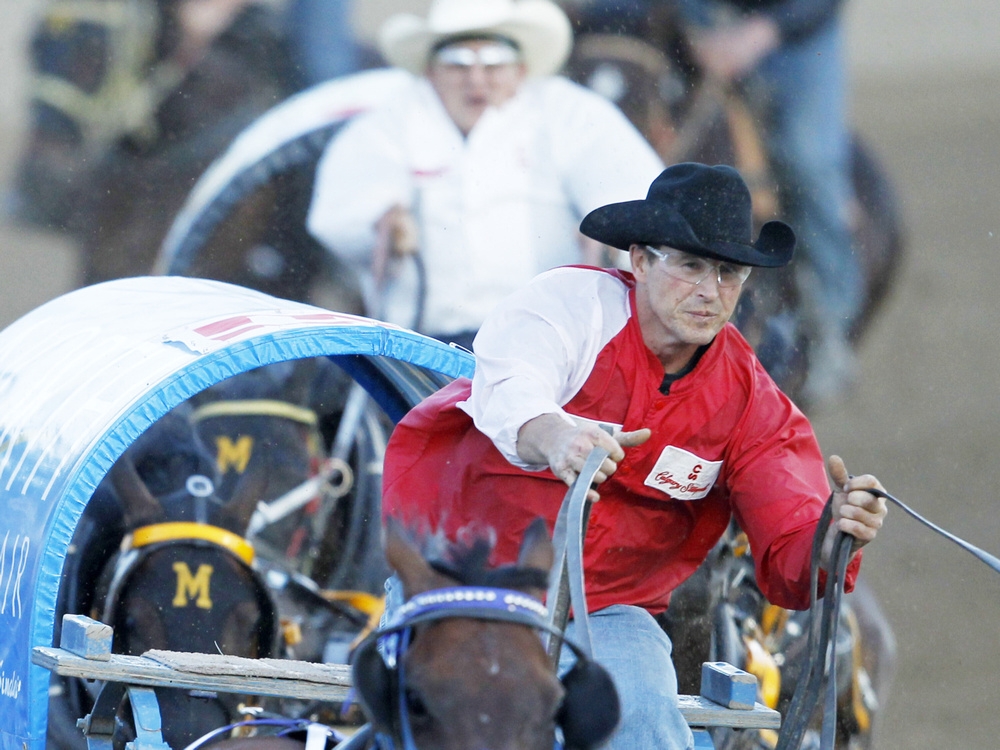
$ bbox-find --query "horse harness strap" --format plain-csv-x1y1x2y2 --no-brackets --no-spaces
375,586,569,668
125,521,256,565
104,522,258,616
546,446,610,663
359,586,594,750
101,521,278,661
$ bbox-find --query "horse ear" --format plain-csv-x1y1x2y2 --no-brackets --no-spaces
517,517,554,598
109,455,165,530
215,453,270,535
384,516,450,598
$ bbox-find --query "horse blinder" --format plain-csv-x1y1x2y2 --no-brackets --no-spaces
350,588,620,750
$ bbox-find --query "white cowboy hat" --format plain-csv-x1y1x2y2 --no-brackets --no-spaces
378,0,573,77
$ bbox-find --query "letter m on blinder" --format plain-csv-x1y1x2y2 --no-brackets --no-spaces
215,435,253,474
173,562,214,609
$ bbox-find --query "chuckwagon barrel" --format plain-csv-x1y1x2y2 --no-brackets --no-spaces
0,276,473,750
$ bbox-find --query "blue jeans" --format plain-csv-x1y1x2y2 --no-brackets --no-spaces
561,606,694,750
285,0,358,86
751,19,861,335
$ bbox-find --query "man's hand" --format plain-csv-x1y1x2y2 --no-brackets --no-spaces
687,17,780,81
517,414,651,502
372,204,419,287
175,0,253,65
827,454,888,557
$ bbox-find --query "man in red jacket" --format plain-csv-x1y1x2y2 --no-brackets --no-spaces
382,162,888,750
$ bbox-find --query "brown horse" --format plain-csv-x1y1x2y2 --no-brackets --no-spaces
199,517,620,750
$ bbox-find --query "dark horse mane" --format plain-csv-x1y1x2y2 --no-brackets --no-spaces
427,536,552,592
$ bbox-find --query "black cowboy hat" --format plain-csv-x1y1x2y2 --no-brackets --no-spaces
580,162,795,268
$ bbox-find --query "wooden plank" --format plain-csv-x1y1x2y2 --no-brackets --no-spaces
32,647,352,702
678,695,781,730
143,650,349,684
33,646,780,731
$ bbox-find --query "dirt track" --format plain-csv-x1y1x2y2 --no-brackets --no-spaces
2,2,1000,748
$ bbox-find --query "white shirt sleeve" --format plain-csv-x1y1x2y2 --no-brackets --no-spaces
306,94,415,267
541,77,665,214
459,268,631,469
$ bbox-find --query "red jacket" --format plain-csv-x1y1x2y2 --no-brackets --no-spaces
383,284,858,614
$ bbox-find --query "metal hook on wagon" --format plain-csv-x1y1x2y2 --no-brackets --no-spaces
246,456,354,537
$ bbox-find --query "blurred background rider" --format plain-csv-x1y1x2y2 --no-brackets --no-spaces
572,0,861,409
306,0,663,350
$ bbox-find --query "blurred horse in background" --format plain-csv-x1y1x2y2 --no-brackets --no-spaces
561,3,905,404
11,0,297,287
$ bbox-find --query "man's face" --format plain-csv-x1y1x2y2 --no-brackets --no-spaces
426,39,527,135
631,245,748,366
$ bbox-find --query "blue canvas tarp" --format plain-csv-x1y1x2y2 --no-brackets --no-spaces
0,275,472,749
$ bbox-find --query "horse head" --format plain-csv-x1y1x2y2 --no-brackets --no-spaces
94,408,279,746
351,517,620,750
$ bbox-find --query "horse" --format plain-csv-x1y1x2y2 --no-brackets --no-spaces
49,405,283,749
560,8,906,406
11,0,297,288
198,516,620,750
187,355,391,588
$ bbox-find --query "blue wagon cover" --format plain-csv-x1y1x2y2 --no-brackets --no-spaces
0,276,473,749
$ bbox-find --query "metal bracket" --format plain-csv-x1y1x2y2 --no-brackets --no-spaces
79,681,171,750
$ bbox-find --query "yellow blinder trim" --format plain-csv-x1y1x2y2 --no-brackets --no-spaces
191,399,319,426
126,522,255,565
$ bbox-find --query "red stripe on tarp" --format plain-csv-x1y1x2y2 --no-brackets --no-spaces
193,316,254,336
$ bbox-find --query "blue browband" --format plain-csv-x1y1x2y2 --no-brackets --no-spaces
387,585,549,627
378,586,552,669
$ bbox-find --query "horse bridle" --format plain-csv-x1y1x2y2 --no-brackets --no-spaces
101,520,278,659
355,585,597,750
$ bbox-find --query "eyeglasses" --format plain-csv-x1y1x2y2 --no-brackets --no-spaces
644,246,752,288
433,43,521,69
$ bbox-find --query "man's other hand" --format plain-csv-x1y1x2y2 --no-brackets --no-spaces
828,454,888,557
517,413,651,501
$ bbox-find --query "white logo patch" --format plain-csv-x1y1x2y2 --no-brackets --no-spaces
644,446,722,501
